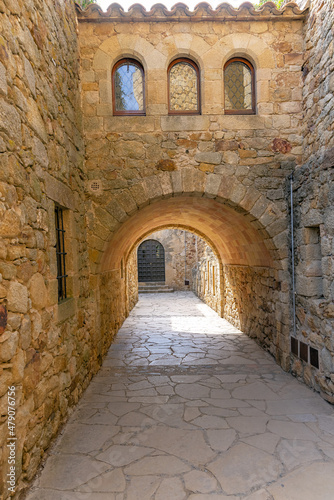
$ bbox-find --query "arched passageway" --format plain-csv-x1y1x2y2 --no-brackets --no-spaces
94,193,289,372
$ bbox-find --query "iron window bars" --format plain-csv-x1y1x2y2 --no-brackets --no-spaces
55,206,67,302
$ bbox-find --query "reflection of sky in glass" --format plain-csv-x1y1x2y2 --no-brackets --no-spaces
116,64,139,110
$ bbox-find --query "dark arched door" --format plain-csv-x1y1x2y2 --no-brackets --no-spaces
138,240,165,282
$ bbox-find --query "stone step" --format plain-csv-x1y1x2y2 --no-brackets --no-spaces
139,282,166,286
138,282,174,293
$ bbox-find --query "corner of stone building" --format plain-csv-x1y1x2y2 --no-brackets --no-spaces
290,0,334,401
0,0,95,497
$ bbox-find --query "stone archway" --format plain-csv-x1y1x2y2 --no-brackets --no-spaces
95,190,289,372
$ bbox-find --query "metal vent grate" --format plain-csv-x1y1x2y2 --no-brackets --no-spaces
88,180,102,194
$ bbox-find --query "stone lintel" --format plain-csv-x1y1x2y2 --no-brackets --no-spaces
44,172,76,211
57,297,76,324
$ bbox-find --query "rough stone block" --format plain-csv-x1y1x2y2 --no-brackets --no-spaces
296,275,323,297
57,297,76,324
161,116,210,132
0,210,21,238
229,182,247,205
129,183,149,208
218,115,265,130
215,140,239,152
171,171,182,195
182,168,195,194
250,196,269,220
104,117,155,133
29,273,47,310
0,331,18,362
0,99,22,145
205,173,221,197
159,172,173,197
7,282,28,313
26,97,47,143
24,55,36,97
116,191,138,215
143,175,163,201
0,61,7,95
43,173,75,210
195,152,222,165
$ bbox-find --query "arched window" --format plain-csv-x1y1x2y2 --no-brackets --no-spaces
112,58,145,115
224,58,255,114
168,58,200,115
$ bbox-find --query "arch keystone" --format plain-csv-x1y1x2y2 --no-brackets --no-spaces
143,176,163,201
205,173,222,198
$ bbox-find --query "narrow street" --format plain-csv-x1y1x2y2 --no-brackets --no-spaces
26,292,334,500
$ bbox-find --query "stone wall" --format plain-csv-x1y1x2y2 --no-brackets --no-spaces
223,265,278,356
99,271,127,354
0,0,90,497
127,248,138,311
192,238,222,315
291,0,334,402
192,240,278,351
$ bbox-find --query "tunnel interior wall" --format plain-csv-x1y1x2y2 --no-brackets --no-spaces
192,239,279,357
192,237,223,315
223,265,279,358
127,249,139,312
99,270,127,353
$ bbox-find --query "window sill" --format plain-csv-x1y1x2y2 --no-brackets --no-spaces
225,110,256,115
57,297,76,324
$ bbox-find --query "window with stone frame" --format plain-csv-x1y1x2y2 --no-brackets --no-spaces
224,58,255,114
112,58,145,115
55,206,68,302
168,58,201,115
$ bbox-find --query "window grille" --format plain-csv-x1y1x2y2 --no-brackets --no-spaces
55,206,67,302
112,59,145,115
224,58,255,114
168,58,200,115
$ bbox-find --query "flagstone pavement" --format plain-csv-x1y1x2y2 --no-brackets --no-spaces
26,292,334,500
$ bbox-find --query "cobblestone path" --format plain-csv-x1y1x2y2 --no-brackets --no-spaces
26,292,334,500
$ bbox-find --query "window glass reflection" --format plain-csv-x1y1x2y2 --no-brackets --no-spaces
115,62,144,112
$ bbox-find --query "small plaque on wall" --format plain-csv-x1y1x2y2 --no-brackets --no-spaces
0,304,7,335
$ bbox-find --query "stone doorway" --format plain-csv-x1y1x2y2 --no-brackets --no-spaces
137,239,165,282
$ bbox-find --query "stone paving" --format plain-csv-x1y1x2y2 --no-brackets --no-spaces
26,292,334,500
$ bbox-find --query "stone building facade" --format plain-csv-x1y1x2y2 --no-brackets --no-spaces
0,0,333,497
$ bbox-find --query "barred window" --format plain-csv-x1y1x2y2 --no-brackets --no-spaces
55,206,67,302
168,58,200,115
224,58,255,114
112,59,145,115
